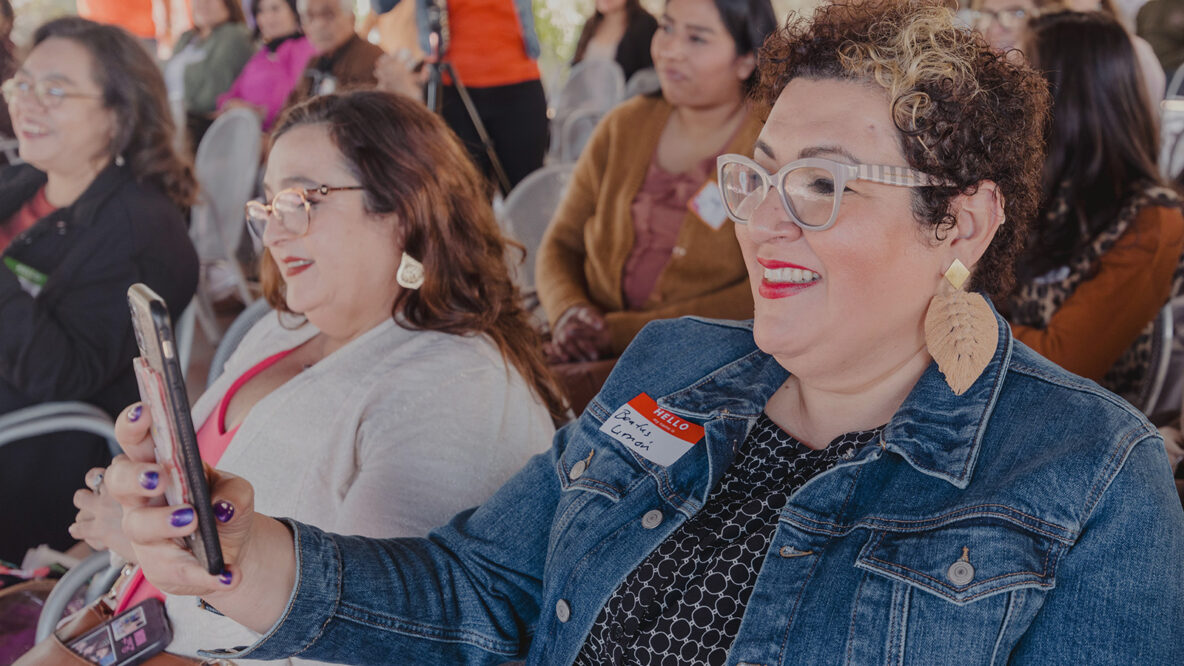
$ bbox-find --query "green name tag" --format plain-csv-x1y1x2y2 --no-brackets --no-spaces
4,256,48,293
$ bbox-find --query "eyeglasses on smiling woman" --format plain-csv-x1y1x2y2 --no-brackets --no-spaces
716,153,955,231
1,77,103,109
245,184,364,237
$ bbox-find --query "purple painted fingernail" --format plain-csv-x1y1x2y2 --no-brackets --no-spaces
213,500,235,523
170,507,194,527
139,470,159,490
127,404,142,422
219,568,233,585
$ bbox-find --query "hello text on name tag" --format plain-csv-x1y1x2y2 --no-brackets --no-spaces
600,393,705,467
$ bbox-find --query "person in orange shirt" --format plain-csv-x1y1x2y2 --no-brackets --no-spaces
373,0,547,192
1004,10,1184,407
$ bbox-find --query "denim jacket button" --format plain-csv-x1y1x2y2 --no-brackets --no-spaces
641,510,663,529
569,460,586,480
947,560,975,586
555,599,571,623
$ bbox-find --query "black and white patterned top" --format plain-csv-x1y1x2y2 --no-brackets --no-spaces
573,413,883,666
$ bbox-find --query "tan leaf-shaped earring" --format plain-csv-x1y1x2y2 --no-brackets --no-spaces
396,252,424,290
923,259,998,395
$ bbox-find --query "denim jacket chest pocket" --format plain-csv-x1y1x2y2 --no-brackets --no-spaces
841,516,1067,664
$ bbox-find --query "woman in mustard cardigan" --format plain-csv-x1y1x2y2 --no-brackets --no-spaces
537,0,775,366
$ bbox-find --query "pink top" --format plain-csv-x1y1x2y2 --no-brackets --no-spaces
115,348,296,613
622,155,716,311
216,35,317,130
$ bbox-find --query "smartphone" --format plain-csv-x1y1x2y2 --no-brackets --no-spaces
128,283,223,575
66,598,172,666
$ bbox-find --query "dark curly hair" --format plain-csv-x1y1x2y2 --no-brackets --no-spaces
261,91,568,418
752,0,1050,297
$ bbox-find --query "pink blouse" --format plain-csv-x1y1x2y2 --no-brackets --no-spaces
216,35,317,130
622,155,716,311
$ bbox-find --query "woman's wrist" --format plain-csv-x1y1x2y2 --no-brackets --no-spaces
201,515,297,634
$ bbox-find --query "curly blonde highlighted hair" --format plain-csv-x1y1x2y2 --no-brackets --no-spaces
755,0,1050,298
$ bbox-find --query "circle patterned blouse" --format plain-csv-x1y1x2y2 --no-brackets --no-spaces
573,413,883,666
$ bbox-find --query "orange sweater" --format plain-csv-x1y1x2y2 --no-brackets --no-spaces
536,96,760,355
1012,205,1184,381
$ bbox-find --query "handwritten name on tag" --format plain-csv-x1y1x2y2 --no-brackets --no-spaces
600,393,705,467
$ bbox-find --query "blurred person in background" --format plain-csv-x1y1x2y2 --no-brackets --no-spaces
0,17,197,563
572,0,659,82
1137,0,1184,83
0,0,14,162
217,0,316,130
283,0,382,110
1050,0,1165,99
164,0,255,148
963,0,1039,51
372,0,549,192
1005,10,1184,407
536,0,775,409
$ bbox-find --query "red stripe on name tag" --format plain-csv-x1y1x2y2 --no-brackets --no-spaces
628,393,705,444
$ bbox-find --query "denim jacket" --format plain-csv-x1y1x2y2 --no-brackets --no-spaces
215,311,1184,665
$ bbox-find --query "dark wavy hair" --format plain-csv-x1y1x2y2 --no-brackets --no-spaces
33,18,196,207
753,0,1050,298
261,91,567,418
1018,10,1166,277
708,0,777,94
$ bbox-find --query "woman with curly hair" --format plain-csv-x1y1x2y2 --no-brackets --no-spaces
1006,10,1184,410
0,17,198,562
102,1,1183,663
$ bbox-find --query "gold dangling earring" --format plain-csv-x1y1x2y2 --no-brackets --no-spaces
396,252,424,290
923,259,998,395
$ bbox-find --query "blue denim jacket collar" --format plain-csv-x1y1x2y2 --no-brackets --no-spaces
654,306,1013,497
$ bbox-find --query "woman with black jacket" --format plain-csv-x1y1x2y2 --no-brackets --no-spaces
0,17,198,562
572,0,659,82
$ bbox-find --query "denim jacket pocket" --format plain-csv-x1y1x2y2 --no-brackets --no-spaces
854,518,1061,605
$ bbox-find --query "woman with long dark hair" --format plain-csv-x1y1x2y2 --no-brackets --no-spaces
1005,10,1184,406
538,0,776,394
0,17,198,561
572,0,659,82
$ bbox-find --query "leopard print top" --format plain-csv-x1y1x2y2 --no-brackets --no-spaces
1006,184,1184,404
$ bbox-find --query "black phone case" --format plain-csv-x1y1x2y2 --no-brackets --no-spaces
128,283,224,575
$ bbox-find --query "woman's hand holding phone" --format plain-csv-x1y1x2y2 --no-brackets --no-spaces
106,403,297,634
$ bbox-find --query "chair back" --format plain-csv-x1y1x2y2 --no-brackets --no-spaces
207,298,274,389
1160,99,1184,181
624,67,661,99
553,59,626,119
558,107,605,163
550,60,624,161
1142,294,1184,422
192,107,262,264
498,164,576,294
0,402,119,457
0,136,21,165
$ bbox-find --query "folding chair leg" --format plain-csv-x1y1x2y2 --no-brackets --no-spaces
193,292,222,346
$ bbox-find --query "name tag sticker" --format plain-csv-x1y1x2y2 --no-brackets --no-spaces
689,181,728,230
600,393,705,467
